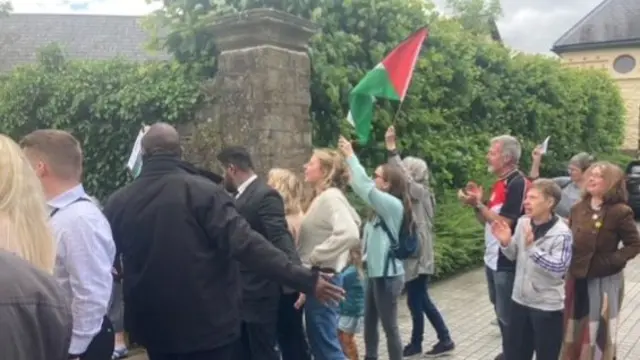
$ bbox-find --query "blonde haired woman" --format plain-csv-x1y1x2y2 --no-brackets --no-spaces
0,134,56,271
268,168,311,360
297,148,361,360
268,168,305,245
0,134,72,360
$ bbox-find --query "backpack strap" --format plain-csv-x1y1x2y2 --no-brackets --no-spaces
377,218,398,277
49,197,93,218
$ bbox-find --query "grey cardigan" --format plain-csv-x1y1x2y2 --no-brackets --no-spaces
388,154,435,281
501,216,573,311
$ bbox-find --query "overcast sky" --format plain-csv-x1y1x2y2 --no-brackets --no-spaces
12,0,605,54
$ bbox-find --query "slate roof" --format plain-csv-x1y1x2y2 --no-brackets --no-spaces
552,0,640,53
0,13,170,72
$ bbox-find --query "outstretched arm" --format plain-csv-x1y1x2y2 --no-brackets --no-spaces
198,189,317,294
346,154,403,220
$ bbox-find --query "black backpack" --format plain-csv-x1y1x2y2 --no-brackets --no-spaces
379,216,419,276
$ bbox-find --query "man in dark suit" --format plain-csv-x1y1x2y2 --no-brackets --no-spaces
103,123,344,360
217,147,301,360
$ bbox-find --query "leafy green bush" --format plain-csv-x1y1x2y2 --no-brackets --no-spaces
432,190,484,279
0,48,201,200
0,0,626,280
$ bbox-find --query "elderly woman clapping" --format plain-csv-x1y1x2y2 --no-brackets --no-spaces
384,126,455,357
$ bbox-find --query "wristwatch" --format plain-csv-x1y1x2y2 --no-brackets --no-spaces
475,202,486,211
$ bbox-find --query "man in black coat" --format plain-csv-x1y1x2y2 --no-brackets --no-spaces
217,147,306,360
102,123,343,360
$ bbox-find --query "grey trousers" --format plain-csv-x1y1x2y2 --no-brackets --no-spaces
107,281,124,332
364,276,403,360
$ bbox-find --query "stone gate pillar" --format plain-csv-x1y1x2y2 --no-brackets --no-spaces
182,9,317,176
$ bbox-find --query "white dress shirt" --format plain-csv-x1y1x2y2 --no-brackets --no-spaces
235,174,258,199
48,184,116,355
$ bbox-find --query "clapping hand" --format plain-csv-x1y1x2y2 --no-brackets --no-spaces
522,221,535,247
338,135,354,158
491,220,512,247
458,181,483,207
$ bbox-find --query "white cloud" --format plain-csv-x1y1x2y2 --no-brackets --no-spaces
11,0,159,15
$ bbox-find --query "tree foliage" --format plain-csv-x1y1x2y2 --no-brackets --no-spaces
146,0,625,189
0,45,202,199
0,1,11,16
445,0,503,36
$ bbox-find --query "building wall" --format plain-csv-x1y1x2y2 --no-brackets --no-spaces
557,47,640,150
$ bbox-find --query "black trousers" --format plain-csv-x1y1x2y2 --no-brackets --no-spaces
233,320,280,360
77,316,115,360
277,292,311,360
505,301,563,360
147,343,234,360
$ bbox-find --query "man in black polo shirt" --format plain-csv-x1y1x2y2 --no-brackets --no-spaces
459,135,528,360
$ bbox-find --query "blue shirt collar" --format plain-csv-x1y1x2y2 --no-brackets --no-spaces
47,184,87,209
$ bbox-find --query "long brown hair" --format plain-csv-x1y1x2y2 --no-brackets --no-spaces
379,164,414,232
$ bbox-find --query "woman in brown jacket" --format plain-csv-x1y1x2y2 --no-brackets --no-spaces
561,162,640,360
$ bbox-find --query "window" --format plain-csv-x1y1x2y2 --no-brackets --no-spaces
613,55,636,74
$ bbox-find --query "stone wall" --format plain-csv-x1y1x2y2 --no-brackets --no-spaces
181,9,317,176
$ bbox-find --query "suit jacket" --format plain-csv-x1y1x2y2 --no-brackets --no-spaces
235,177,301,323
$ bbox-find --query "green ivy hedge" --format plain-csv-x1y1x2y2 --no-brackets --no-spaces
0,51,201,200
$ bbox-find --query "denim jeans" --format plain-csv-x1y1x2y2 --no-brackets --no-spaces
485,266,515,354
304,274,345,360
406,275,452,346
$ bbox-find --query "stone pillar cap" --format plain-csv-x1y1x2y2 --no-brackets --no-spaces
209,8,319,53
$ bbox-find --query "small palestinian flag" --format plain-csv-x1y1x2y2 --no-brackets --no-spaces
347,27,428,144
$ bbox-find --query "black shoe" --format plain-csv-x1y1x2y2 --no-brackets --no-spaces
494,354,504,360
402,343,422,357
424,341,455,358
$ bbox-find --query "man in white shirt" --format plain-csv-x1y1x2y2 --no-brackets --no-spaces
21,129,116,360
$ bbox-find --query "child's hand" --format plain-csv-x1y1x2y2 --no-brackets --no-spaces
294,293,306,309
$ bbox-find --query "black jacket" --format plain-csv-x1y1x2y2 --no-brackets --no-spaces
235,178,301,322
0,251,72,360
102,155,317,353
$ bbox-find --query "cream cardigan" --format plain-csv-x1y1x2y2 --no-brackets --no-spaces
298,187,361,272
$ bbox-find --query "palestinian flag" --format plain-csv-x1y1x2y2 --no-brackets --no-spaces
347,27,428,144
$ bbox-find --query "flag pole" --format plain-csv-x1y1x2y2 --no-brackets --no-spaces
391,100,406,124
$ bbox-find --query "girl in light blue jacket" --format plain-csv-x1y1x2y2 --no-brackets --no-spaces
338,136,411,360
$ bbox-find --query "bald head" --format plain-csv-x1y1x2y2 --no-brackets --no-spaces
141,122,181,157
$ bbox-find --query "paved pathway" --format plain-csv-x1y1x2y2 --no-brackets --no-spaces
130,258,640,360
